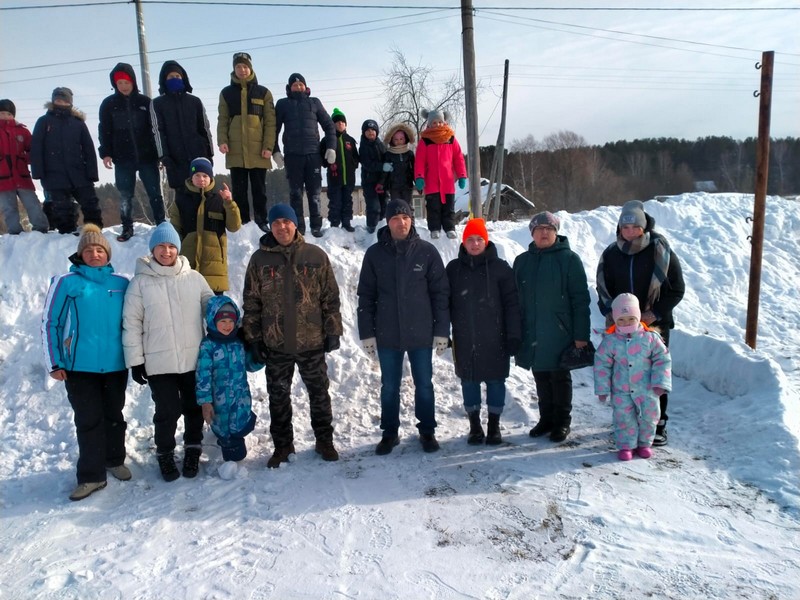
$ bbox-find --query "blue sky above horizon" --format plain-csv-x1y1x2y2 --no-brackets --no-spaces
2,0,798,185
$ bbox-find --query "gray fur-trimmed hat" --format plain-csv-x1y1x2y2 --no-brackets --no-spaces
421,107,451,128
52,87,73,105
618,200,646,229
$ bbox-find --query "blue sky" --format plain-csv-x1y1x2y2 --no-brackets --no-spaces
2,0,798,185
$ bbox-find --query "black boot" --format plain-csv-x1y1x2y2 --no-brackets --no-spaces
157,451,180,482
467,411,485,445
486,413,502,445
182,447,202,478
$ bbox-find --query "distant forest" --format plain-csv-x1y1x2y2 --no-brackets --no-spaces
479,133,800,213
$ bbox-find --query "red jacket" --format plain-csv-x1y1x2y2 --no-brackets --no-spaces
414,134,467,203
0,119,35,192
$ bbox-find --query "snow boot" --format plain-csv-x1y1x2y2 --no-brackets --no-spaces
315,439,339,462
529,421,553,438
467,411,485,445
157,451,180,482
343,223,355,232
486,413,502,445
618,449,633,461
653,420,668,446
420,433,440,453
376,433,400,456
107,464,132,481
117,226,134,242
69,481,107,501
550,425,570,443
430,231,440,239
267,444,296,468
182,447,202,478
637,446,653,459
446,230,457,239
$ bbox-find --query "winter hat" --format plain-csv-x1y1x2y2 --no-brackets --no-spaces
52,87,73,105
149,221,181,252
528,211,560,232
618,200,646,229
611,293,641,323
462,218,489,245
288,73,306,87
268,203,298,227
214,303,238,324
190,157,214,178
232,51,253,70
77,223,111,260
361,119,379,135
113,70,132,84
385,199,414,221
421,107,450,128
331,108,347,124
0,99,17,117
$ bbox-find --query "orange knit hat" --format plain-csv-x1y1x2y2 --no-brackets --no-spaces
462,218,489,245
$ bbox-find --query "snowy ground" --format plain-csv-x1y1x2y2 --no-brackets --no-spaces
0,192,798,599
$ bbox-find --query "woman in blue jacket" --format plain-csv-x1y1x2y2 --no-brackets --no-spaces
42,224,130,501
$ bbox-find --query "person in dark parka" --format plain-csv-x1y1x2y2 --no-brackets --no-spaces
357,199,450,455
359,119,386,233
273,73,336,237
152,60,214,189
30,88,103,234
446,218,521,445
513,211,591,443
320,108,359,231
98,62,165,241
596,200,685,447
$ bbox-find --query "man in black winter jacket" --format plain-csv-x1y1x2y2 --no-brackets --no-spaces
273,73,336,237
98,63,165,241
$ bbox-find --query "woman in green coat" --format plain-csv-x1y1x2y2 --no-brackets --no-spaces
513,211,591,442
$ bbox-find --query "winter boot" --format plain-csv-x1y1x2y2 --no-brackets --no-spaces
618,449,633,461
637,446,653,459
529,421,553,438
69,481,107,501
157,451,180,482
420,433,440,453
653,420,668,447
107,464,132,481
430,231,440,239
315,439,340,462
117,226,134,242
376,433,400,456
343,223,355,233
182,447,202,478
467,411,485,445
486,413,502,445
550,425,570,443
446,230,457,240
267,444,296,468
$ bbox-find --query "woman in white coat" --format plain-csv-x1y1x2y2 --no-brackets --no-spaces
123,221,213,482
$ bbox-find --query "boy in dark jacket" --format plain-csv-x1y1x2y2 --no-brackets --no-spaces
321,108,359,231
381,123,415,204
274,73,336,237
98,63,165,241
358,119,386,233
31,88,103,234
446,218,521,445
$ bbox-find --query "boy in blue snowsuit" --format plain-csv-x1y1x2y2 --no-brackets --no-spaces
196,296,262,466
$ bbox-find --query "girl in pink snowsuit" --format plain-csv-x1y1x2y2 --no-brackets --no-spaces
594,293,671,461
413,108,467,239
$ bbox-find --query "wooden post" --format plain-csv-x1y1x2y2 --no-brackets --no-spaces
461,0,482,218
745,51,773,350
492,60,510,221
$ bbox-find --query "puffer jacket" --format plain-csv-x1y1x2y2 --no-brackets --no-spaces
513,235,591,371
196,295,263,439
169,177,242,292
446,242,521,381
321,130,358,187
0,118,35,192
357,224,450,350
382,123,415,193
42,255,128,373
242,232,342,354
274,90,336,156
414,132,467,203
217,70,276,169
358,134,386,185
122,254,214,374
97,62,159,164
594,324,672,398
30,104,98,190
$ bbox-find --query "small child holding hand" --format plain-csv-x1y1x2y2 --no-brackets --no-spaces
593,293,671,461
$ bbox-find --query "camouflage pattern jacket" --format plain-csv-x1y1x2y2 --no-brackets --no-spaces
242,232,342,354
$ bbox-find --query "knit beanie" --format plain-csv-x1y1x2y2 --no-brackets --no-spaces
331,108,346,124
385,199,414,221
462,218,488,244
288,73,306,87
268,203,298,227
77,223,111,260
361,119,379,135
214,303,238,323
611,293,641,322
618,200,647,229
0,99,16,117
149,221,181,252
52,87,73,105
190,157,214,178
232,51,253,70
528,211,560,232
421,107,450,128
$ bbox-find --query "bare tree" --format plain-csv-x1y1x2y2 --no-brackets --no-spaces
378,48,466,140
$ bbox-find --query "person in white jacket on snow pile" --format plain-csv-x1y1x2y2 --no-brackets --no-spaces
122,221,214,482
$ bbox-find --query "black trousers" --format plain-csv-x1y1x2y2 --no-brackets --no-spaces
148,372,204,454
230,167,268,226
326,182,354,226
49,185,103,234
532,369,573,428
284,153,322,232
658,328,671,423
65,370,128,484
265,348,333,448
425,192,456,233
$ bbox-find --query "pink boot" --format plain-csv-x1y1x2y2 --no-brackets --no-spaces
618,449,633,461
637,446,653,459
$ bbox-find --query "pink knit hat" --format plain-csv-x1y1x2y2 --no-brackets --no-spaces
612,293,641,322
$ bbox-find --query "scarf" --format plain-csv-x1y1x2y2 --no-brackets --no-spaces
387,144,410,154
420,124,455,144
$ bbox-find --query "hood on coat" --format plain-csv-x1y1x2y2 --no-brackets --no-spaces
383,122,416,146
108,62,139,93
158,60,193,94
44,102,87,121
204,294,242,333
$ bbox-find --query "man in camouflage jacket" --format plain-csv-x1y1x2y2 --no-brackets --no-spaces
242,203,342,467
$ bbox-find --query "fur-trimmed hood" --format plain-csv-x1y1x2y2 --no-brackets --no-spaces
44,102,86,121
383,122,415,146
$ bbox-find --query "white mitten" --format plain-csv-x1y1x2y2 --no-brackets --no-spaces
325,149,336,165
273,152,284,168
433,336,449,356
362,337,377,360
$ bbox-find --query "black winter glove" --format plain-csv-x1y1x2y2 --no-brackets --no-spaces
324,335,340,353
131,364,148,385
506,338,521,356
253,341,270,364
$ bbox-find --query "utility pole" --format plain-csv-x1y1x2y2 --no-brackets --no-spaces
745,51,774,350
135,0,153,98
461,0,481,218
492,59,510,221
